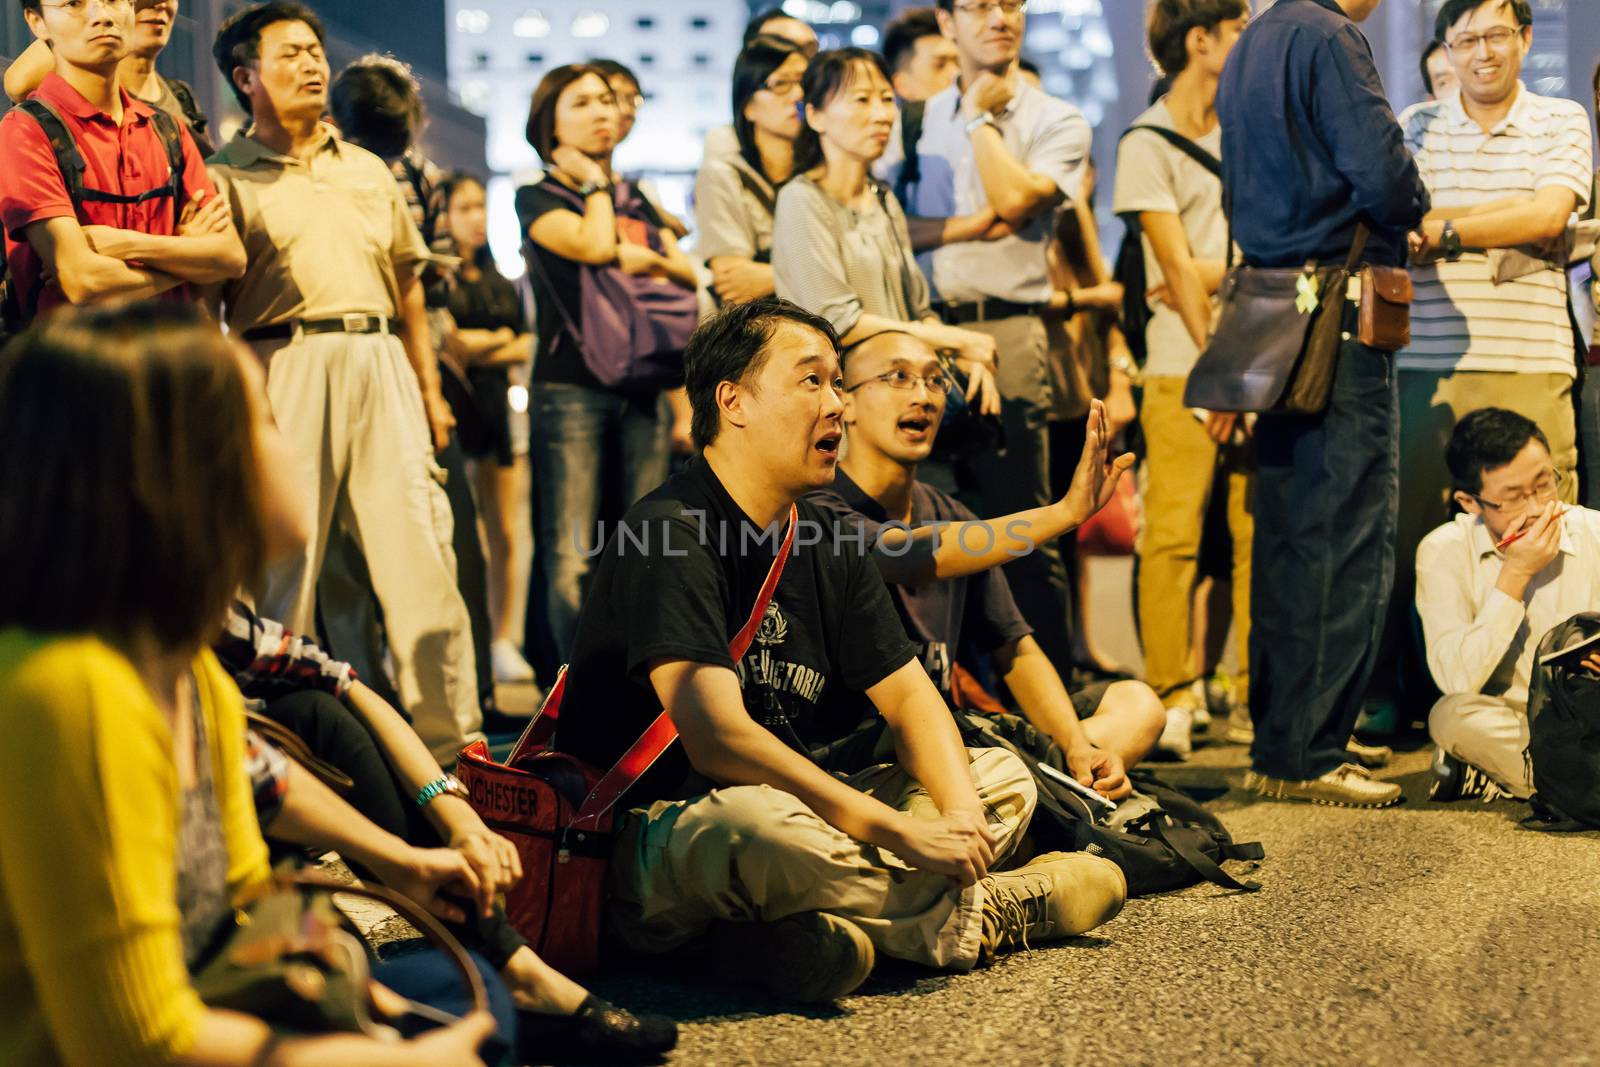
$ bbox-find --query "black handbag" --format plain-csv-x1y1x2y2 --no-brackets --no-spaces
1183,224,1369,415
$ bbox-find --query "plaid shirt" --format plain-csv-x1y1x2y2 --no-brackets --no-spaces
244,729,290,828
214,600,356,703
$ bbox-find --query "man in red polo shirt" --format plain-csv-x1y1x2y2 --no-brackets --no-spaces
0,0,243,321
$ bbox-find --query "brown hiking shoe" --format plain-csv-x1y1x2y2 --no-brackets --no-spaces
709,911,874,1003
1244,762,1403,808
977,852,1127,965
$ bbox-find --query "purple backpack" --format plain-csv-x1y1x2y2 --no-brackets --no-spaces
531,179,697,390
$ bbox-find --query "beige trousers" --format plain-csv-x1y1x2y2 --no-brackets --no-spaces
607,747,1035,971
1428,692,1534,799
253,332,484,762
1137,376,1255,702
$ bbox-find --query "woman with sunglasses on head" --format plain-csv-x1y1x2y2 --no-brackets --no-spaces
771,48,1001,415
694,35,807,306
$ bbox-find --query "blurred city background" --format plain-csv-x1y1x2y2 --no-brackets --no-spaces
3,0,1596,277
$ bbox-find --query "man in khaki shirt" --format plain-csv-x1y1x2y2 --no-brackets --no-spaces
209,3,482,760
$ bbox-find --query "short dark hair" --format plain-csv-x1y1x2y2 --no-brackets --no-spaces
1017,57,1040,78
793,48,893,174
331,55,422,161
524,63,612,163
1419,39,1446,95
591,58,640,92
1446,408,1551,494
0,303,270,648
744,6,803,47
1591,56,1599,95
685,298,838,450
17,0,42,14
212,1,326,115
882,7,942,75
733,35,805,177
1147,0,1249,77
1434,0,1532,45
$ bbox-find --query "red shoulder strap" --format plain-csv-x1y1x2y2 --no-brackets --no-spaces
568,504,798,831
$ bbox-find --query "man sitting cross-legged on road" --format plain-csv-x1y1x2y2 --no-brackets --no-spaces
809,330,1164,801
551,299,1126,1003
1417,408,1600,803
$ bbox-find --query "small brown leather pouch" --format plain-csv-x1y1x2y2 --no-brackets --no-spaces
1359,265,1413,351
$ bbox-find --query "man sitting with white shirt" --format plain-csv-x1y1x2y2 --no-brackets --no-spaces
1417,409,1600,802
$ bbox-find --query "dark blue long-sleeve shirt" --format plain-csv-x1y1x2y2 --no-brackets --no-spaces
1217,0,1428,268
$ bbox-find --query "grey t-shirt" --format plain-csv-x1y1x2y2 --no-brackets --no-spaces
1111,100,1227,379
772,173,930,337
695,155,777,264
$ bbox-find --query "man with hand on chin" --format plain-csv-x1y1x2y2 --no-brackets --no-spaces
208,2,484,763
1417,409,1600,803
810,330,1164,797
552,300,1127,1005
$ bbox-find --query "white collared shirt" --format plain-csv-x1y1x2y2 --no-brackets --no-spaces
877,80,1091,304
1396,83,1592,377
1415,507,1600,702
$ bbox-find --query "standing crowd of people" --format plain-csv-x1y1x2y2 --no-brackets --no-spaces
0,0,1597,1063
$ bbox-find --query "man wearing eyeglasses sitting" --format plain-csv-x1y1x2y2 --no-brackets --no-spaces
1416,409,1600,803
809,331,1165,804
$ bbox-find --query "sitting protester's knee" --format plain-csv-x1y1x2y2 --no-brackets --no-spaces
1107,680,1168,748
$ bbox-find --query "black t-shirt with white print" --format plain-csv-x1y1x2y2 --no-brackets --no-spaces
552,456,919,808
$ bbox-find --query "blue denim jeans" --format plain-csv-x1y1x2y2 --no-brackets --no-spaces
1249,336,1399,780
529,382,669,661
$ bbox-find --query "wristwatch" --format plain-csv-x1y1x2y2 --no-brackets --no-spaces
1440,220,1463,260
964,112,998,136
416,773,470,809
575,180,610,198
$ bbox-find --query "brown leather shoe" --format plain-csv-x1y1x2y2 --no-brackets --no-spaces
977,852,1127,965
1244,762,1403,808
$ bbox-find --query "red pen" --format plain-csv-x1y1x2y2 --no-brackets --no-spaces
1495,506,1567,551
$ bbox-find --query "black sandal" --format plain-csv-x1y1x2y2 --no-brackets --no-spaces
515,994,678,1065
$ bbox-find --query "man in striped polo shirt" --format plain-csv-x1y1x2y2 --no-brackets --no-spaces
1390,0,1592,690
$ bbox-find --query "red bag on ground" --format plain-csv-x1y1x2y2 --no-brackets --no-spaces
456,507,797,974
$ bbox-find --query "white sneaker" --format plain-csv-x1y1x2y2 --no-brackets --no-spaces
1156,702,1194,761
1189,679,1213,733
491,639,536,684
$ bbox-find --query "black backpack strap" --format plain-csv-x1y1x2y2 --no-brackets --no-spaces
1143,815,1262,892
18,98,89,207
147,107,190,216
894,99,926,208
731,163,778,220
1119,124,1223,179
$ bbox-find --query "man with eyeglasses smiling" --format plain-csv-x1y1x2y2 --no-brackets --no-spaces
1415,408,1600,804
809,330,1163,802
1385,0,1592,751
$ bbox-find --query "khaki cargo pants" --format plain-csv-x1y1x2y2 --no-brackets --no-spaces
608,747,1035,971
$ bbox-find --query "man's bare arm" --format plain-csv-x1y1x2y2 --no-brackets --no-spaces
1423,187,1577,249
867,658,982,817
396,265,455,452
1141,210,1213,349
24,216,182,304
79,193,247,283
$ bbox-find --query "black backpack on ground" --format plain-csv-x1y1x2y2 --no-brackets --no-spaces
0,97,189,343
957,709,1264,894
1112,125,1222,367
1525,613,1600,831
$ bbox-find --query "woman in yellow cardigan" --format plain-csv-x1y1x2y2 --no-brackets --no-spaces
0,305,494,1067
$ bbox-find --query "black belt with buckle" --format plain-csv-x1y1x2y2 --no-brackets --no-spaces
241,313,390,343
937,298,1045,325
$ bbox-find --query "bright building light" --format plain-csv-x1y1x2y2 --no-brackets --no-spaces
850,24,880,47
512,10,550,38
570,10,609,38
508,384,529,414
454,7,490,34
